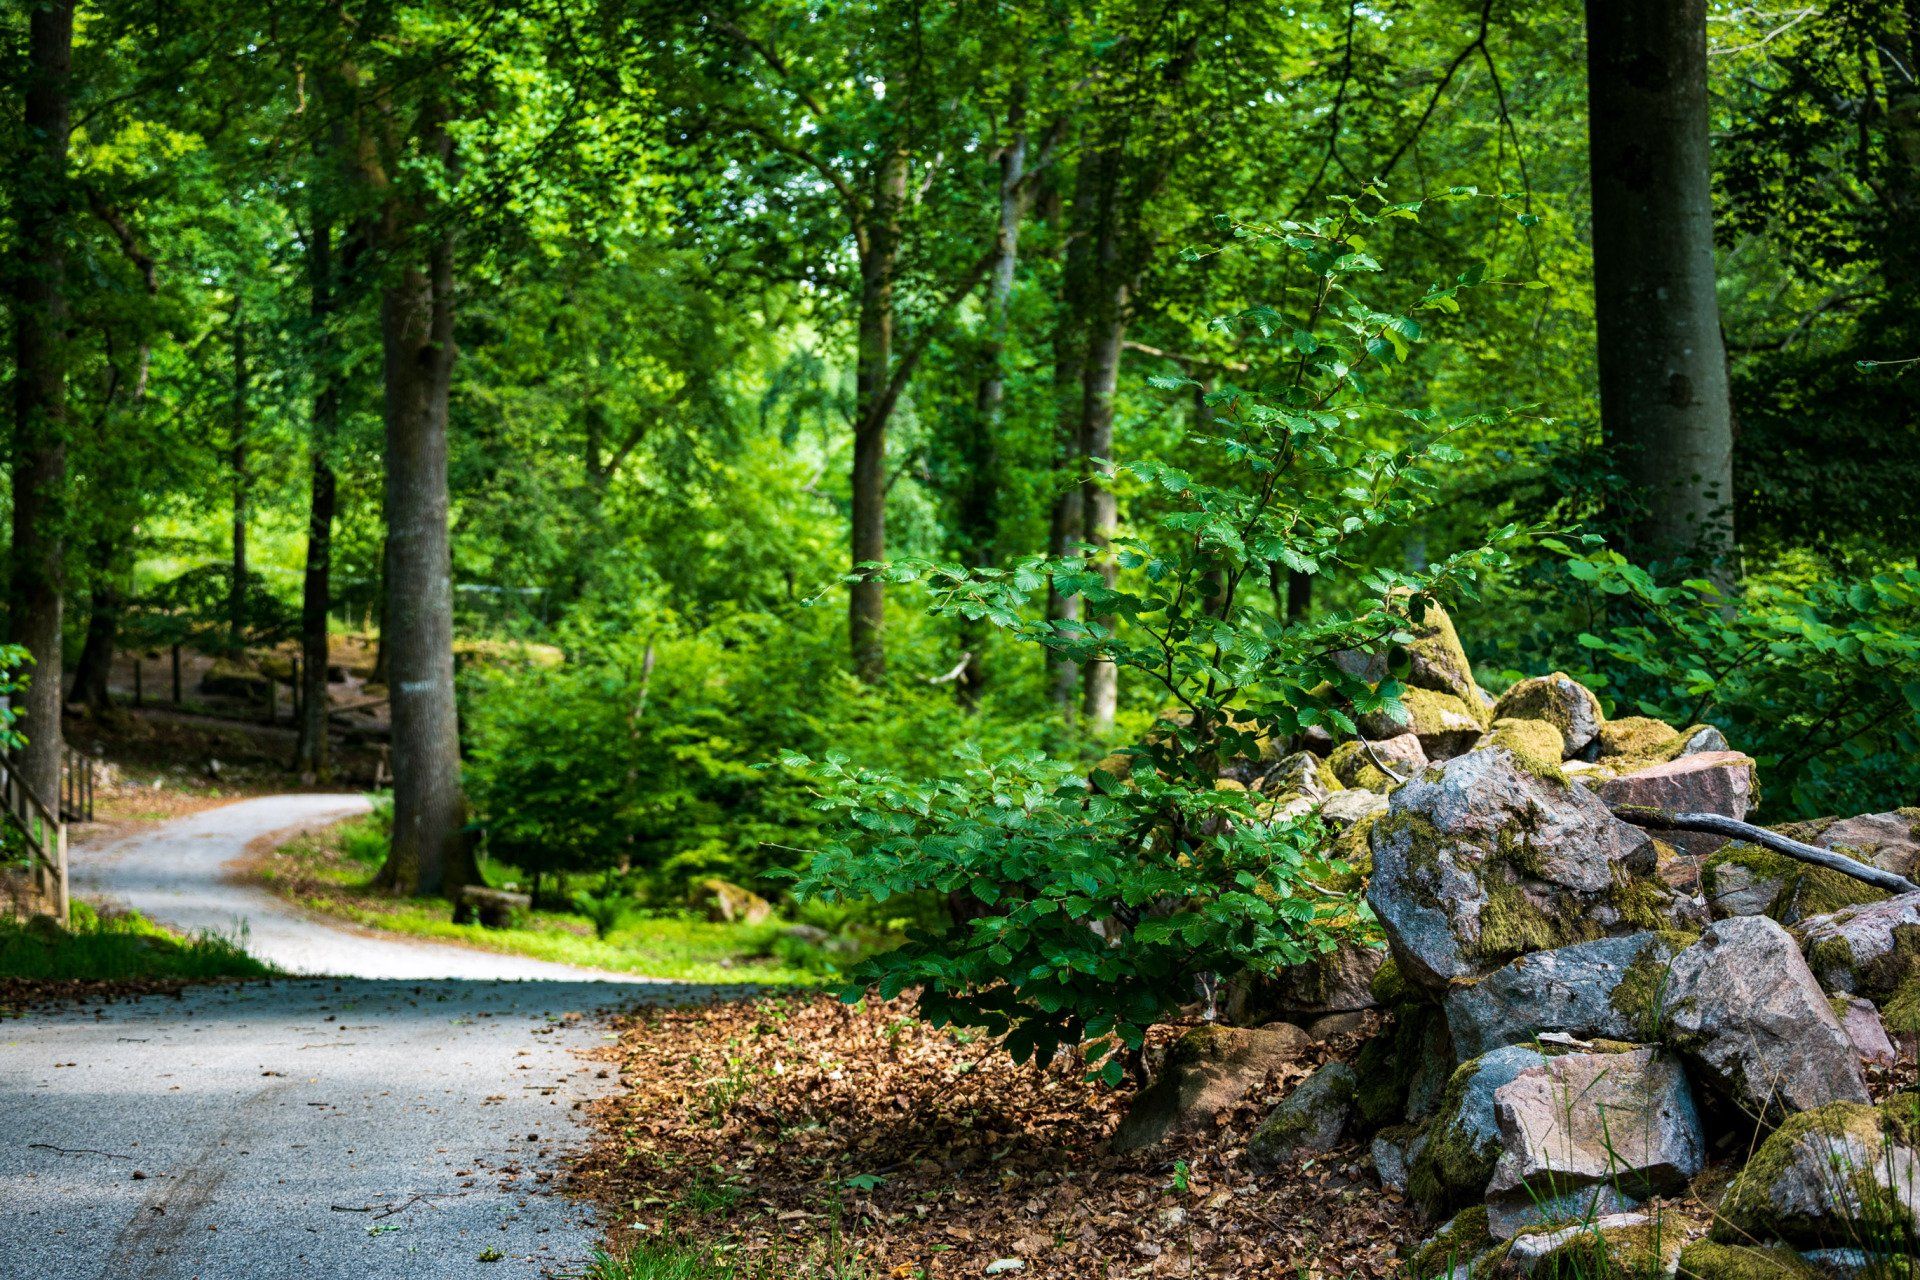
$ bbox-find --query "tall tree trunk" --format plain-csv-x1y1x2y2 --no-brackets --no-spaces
229,302,249,651
1045,162,1099,716
295,193,349,778
1585,0,1735,567
1078,280,1127,732
848,147,907,683
8,0,74,804
955,110,1029,708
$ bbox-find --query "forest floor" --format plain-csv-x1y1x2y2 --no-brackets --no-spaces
571,994,1416,1279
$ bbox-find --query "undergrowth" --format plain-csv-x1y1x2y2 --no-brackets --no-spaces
0,901,271,983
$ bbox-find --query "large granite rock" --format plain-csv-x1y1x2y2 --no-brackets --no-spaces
1407,1045,1549,1219
1110,1023,1311,1152
1245,1061,1356,1168
1715,1095,1920,1250
1403,600,1481,708
1249,943,1386,1019
1702,841,1887,925
1785,808,1920,881
1678,1241,1824,1280
1798,890,1920,1001
1444,931,1693,1060
1493,672,1604,756
1596,752,1756,856
1663,917,1870,1119
1365,747,1663,992
1483,1047,1705,1239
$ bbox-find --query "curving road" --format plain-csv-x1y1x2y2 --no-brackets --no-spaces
0,794,726,1279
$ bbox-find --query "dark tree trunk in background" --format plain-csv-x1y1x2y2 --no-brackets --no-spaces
1585,0,1735,567
229,302,250,650
8,0,74,804
955,106,1029,708
1045,161,1098,717
848,147,908,683
1877,0,1920,299
68,547,121,711
1078,282,1127,732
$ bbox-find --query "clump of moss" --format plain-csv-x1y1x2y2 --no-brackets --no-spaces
1715,1099,1917,1248
1404,685,1491,736
1606,931,1697,1041
1486,717,1569,782
1531,1213,1694,1277
1678,1240,1823,1280
1369,953,1407,1006
1405,1205,1494,1280
1597,716,1683,760
1882,978,1920,1034
1328,739,1393,792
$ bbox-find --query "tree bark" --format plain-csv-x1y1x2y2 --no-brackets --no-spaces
229,301,249,651
1045,162,1098,716
848,146,907,683
1585,0,1735,567
369,113,472,897
67,543,120,712
8,0,74,804
1078,281,1127,731
295,187,352,778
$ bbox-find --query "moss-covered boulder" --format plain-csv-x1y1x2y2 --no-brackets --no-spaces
1714,1094,1920,1250
1663,917,1870,1119
1402,600,1482,708
1597,716,1684,762
1677,1241,1824,1280
1352,999,1450,1132
1407,1045,1548,1219
199,657,270,699
1507,1211,1695,1277
1405,1205,1498,1280
1329,733,1426,792
1777,809,1920,882
1357,688,1488,762
1365,747,1666,992
1703,842,1888,925
1492,672,1605,755
1479,717,1570,782
1797,890,1920,1001
1244,1061,1356,1168
1110,1023,1311,1153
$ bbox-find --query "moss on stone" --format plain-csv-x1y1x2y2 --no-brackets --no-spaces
1330,810,1380,882
1407,1061,1509,1216
1715,1099,1907,1247
1487,717,1569,782
1678,1241,1824,1280
1405,1205,1493,1280
1329,739,1392,793
1369,954,1407,1007
1476,871,1566,959
1531,1214,1693,1278
1404,685,1491,736
1704,842,1886,923
1607,932,1696,1042
1597,716,1684,761
1492,671,1603,742
1608,866,1674,931
1882,978,1920,1034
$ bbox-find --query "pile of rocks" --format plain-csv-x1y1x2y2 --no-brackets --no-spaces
1121,605,1920,1277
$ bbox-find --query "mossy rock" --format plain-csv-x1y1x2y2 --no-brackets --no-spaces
1401,600,1479,706
1484,717,1568,782
199,658,270,698
1517,1212,1695,1278
1703,842,1887,925
1492,671,1604,753
1406,1045,1547,1218
1597,715,1684,761
1329,739,1393,793
1677,1241,1823,1280
1351,1000,1445,1132
1715,1095,1920,1249
1405,1205,1494,1280
1883,978,1920,1034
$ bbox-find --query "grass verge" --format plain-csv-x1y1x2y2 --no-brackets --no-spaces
0,901,272,1012
256,811,856,986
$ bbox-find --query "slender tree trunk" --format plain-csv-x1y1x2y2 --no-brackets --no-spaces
295,197,347,778
848,147,907,683
1078,281,1127,732
229,302,249,651
8,0,74,804
1585,0,1735,567
1876,0,1920,299
1045,163,1098,716
955,111,1028,708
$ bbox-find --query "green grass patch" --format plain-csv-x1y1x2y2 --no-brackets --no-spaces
586,1241,738,1280
0,901,272,983
264,813,866,986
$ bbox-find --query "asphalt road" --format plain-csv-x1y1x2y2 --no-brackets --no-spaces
0,795,723,1279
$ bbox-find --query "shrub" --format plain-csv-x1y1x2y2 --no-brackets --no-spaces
790,192,1557,1080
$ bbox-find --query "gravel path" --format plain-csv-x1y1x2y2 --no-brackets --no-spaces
0,795,724,1278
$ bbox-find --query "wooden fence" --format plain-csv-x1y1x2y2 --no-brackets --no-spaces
0,748,68,926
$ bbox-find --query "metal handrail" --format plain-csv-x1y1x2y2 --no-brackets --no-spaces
0,748,68,926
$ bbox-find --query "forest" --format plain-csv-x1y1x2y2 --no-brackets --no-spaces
2,1,1919,1278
